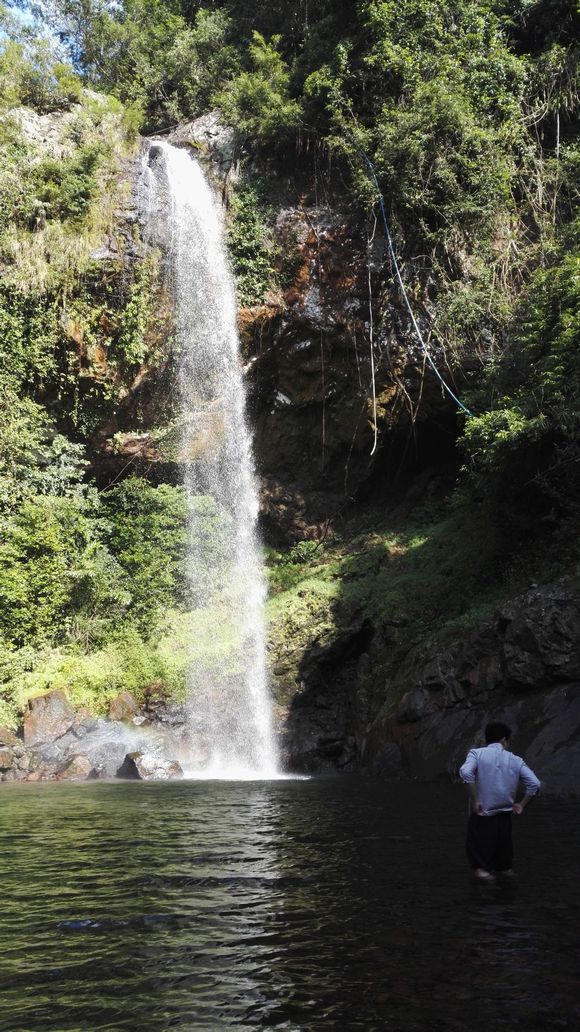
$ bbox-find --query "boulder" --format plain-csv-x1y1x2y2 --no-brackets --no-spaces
0,748,15,771
71,709,98,738
57,755,96,781
0,726,19,747
69,726,145,779
169,111,239,177
116,751,183,781
24,690,75,748
132,753,183,781
108,690,140,723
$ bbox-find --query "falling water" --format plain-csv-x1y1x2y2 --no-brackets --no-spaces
141,142,278,778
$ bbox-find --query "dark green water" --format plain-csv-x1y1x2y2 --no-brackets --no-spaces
0,778,578,1031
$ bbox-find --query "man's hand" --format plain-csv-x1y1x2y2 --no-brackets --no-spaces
471,800,484,816
513,792,533,815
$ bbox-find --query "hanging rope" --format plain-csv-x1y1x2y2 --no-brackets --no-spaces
367,214,379,455
354,142,473,418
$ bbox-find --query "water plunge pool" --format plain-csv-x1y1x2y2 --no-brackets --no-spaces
0,778,578,1031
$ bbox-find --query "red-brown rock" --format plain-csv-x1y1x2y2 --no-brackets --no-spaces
0,747,14,770
0,726,19,747
57,755,95,781
23,690,75,748
108,690,140,722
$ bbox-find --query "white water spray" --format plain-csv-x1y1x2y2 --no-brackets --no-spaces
141,142,278,778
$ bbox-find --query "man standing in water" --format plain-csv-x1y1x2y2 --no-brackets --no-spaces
460,721,541,880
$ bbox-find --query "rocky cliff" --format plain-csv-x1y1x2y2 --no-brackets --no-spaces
355,585,580,796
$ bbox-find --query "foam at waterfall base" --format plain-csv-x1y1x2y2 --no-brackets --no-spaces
180,753,308,781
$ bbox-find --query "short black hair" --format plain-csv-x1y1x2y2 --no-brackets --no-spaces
485,721,512,744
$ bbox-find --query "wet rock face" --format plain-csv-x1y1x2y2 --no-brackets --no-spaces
169,111,239,181
240,203,458,542
82,116,458,537
501,591,580,688
281,620,375,772
365,584,580,795
244,207,376,505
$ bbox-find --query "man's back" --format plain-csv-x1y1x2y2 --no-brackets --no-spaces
460,742,540,815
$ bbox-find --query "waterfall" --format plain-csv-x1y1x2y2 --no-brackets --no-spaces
141,141,278,778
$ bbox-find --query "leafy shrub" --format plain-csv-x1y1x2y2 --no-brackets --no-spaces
459,222,580,507
32,145,103,224
0,396,89,514
99,478,189,622
0,287,59,387
217,32,301,146
461,408,546,470
114,253,160,367
0,495,128,648
227,182,276,304
0,40,82,113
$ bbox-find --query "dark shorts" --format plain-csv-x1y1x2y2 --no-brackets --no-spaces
466,812,513,872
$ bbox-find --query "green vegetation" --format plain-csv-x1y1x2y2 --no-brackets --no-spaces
461,220,580,510
217,32,301,146
0,474,191,724
0,28,180,726
0,38,82,112
227,180,277,304
0,614,190,724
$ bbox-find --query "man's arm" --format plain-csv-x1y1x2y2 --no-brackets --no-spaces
513,760,541,815
460,750,482,815
467,781,484,816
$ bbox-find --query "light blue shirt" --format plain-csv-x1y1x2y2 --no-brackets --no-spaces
460,742,541,816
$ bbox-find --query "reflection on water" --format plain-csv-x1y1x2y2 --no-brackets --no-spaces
0,779,578,1031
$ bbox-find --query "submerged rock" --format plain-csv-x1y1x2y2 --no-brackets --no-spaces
116,752,183,781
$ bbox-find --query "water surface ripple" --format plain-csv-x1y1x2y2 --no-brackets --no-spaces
0,779,578,1031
